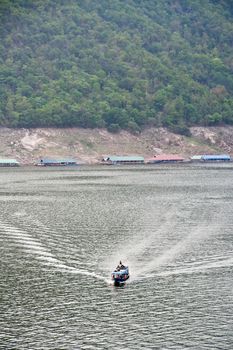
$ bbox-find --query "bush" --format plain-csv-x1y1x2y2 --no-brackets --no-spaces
168,124,191,137
107,123,121,133
127,120,141,134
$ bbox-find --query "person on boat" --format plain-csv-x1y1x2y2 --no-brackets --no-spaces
116,261,125,271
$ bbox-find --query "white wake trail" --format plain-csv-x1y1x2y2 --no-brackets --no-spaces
157,256,233,277
0,219,109,283
103,207,181,280
106,204,224,282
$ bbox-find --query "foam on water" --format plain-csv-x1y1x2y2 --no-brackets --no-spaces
156,256,233,277
139,224,210,275
102,207,180,278
1,200,229,287
103,204,226,283
0,219,110,283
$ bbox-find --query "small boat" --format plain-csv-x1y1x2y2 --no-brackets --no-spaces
111,264,129,287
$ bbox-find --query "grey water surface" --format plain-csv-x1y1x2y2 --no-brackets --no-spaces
0,164,233,349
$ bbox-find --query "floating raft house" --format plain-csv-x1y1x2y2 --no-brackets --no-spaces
0,158,20,167
190,155,203,161
202,154,231,162
102,156,144,164
37,157,79,166
191,154,231,162
147,154,184,164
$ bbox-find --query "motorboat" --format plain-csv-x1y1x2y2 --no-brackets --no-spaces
111,265,129,286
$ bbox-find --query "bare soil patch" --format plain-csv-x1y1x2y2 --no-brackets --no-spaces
0,126,232,164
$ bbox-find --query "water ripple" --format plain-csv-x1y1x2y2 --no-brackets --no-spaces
0,165,233,349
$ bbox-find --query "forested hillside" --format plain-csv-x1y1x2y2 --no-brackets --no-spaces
0,0,233,134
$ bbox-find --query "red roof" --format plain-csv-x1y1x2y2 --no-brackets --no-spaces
148,154,184,161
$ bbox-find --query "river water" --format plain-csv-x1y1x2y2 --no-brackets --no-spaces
0,164,232,349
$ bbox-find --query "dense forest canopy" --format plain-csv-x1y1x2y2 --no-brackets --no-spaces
0,0,233,134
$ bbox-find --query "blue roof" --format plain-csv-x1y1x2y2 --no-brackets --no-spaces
202,154,230,160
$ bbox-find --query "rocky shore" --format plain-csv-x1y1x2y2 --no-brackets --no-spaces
0,126,233,164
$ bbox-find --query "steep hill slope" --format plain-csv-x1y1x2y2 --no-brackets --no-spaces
0,0,233,133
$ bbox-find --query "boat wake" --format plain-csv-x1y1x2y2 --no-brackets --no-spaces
156,255,233,277
103,204,229,283
1,202,230,286
0,219,110,284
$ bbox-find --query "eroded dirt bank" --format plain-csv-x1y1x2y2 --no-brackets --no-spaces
0,126,233,164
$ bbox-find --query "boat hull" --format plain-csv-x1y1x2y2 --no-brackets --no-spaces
113,275,129,286
111,267,129,286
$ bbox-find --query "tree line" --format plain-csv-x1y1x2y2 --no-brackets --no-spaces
0,0,233,135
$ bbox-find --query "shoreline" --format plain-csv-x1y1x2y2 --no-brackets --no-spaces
0,126,233,165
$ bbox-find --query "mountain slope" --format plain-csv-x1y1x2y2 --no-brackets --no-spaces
0,0,233,133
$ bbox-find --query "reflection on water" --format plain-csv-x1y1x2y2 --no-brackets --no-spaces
0,164,233,349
